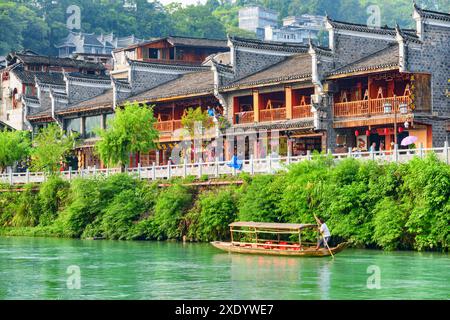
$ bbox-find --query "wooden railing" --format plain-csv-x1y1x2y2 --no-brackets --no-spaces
292,105,313,119
260,108,286,122
334,96,411,118
235,111,254,124
154,120,183,132
2,143,449,185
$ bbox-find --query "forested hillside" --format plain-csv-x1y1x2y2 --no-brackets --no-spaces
0,0,449,56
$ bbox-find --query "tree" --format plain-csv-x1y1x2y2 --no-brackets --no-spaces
181,107,214,137
0,129,31,173
95,102,159,170
30,123,76,173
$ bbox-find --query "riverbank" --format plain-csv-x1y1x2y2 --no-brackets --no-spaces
0,153,448,252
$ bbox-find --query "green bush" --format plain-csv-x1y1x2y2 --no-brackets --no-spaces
11,184,41,227
153,184,192,240
38,176,70,226
187,188,238,241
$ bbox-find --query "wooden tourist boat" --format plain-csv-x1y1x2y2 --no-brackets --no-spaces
211,221,348,257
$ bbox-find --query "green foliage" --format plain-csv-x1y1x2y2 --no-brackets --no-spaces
180,107,214,137
0,153,448,251
2,0,450,56
0,129,30,172
95,102,159,168
153,184,192,240
11,184,40,227
30,124,76,173
187,188,238,241
238,175,286,222
38,176,70,226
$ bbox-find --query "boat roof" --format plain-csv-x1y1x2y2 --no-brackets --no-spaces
229,221,317,230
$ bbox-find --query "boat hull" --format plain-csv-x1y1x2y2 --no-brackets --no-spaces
211,241,348,257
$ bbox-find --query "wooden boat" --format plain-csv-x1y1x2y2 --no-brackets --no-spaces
211,221,348,257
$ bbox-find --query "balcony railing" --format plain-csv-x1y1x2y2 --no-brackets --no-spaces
334,96,411,118
292,105,313,119
260,108,286,122
235,111,254,124
154,120,183,132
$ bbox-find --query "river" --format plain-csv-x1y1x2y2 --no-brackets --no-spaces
0,237,448,300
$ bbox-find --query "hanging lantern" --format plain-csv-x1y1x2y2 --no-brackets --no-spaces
365,130,370,136
355,130,359,137
398,127,404,133
384,128,389,135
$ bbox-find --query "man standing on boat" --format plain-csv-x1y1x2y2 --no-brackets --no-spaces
315,217,331,250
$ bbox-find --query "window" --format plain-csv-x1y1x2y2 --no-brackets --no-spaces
105,113,114,129
84,115,102,138
149,48,158,59
64,118,81,134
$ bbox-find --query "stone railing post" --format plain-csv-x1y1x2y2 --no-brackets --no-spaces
9,170,13,186
152,162,156,180
394,144,399,163
267,154,272,173
68,167,72,181
215,157,219,178
26,169,30,184
138,163,141,180
198,158,203,178
445,140,449,165
167,162,172,179
419,143,424,159
250,154,254,175
307,150,312,161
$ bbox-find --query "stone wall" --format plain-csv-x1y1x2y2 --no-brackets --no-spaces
333,33,394,68
130,69,179,94
407,22,450,146
233,49,287,81
67,81,109,104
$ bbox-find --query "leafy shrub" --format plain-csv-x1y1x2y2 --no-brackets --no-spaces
38,176,70,226
153,184,192,239
187,188,238,241
11,184,40,227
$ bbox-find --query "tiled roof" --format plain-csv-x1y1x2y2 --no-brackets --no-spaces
326,18,421,43
221,53,312,90
229,36,310,53
327,44,399,76
167,36,228,48
83,34,104,47
27,107,52,119
414,4,450,22
59,89,114,114
12,70,65,86
123,36,228,51
14,53,105,70
123,71,214,103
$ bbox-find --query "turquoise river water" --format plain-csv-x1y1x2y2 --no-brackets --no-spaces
0,237,448,300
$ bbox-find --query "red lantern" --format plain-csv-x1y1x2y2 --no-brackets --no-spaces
365,130,370,136
355,130,359,137
384,128,389,135
398,127,404,133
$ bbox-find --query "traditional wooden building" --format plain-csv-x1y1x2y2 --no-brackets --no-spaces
23,4,449,169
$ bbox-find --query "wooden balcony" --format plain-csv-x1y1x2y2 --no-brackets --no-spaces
292,105,313,119
260,108,286,122
334,96,411,118
154,120,183,132
235,111,254,124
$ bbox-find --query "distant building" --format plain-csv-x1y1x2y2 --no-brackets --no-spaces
239,6,278,39
264,15,326,44
0,56,5,70
55,32,142,70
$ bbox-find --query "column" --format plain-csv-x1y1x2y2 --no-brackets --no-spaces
285,86,293,120
253,90,260,123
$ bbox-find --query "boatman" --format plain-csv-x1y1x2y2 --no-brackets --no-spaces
315,217,331,250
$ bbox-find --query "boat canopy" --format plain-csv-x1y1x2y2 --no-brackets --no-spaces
229,221,317,231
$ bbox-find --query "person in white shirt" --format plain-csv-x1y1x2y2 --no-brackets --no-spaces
315,217,331,250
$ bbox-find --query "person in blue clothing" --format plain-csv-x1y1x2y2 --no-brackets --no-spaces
227,150,243,170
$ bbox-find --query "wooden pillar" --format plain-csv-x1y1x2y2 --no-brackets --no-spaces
253,90,260,123
285,86,293,120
